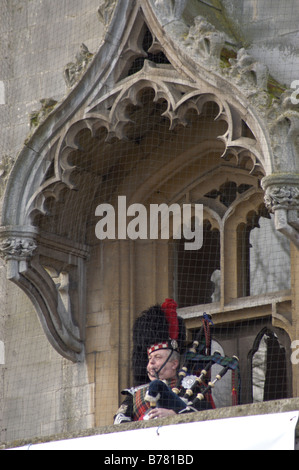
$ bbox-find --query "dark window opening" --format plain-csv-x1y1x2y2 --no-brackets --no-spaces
204,181,253,208
127,27,170,76
175,220,221,308
249,328,288,403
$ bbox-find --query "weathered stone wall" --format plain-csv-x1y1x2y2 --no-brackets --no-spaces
0,0,106,444
0,0,104,159
1,0,299,446
2,283,94,442
221,0,299,86
3,397,299,450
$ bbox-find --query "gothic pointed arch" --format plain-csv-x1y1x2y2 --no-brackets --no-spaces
1,0,298,362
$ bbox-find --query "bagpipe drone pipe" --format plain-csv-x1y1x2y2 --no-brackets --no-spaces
145,314,241,413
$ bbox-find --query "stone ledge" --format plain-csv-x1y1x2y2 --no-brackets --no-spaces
2,398,299,449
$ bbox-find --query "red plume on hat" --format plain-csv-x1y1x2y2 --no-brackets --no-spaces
162,298,179,341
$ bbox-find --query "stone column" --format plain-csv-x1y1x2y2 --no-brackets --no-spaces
262,174,299,397
262,174,299,249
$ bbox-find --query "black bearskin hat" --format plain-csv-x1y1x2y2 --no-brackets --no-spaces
132,299,186,385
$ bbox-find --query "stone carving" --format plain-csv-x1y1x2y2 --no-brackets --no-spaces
176,11,299,250
64,44,94,88
150,0,189,36
262,174,299,248
87,71,227,141
0,237,37,261
4,0,299,365
0,230,87,362
182,15,272,97
228,48,269,92
98,0,117,26
29,98,58,129
267,90,299,173
152,0,188,22
185,15,230,63
264,184,299,212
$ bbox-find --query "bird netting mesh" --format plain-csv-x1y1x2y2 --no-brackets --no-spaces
0,0,297,446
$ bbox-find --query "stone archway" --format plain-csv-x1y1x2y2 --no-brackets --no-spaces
0,0,295,364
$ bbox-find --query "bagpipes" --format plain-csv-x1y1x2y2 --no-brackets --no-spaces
145,314,240,413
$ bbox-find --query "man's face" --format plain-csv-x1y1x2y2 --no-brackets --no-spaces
147,349,179,381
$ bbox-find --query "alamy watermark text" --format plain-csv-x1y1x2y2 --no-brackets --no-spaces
95,196,203,250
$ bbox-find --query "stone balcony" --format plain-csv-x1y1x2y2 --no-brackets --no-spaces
3,398,299,450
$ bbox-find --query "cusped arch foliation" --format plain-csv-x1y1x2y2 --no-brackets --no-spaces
38,76,265,221
0,0,285,362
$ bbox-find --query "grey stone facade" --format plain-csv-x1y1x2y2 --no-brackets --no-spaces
0,0,104,158
0,0,105,444
1,0,299,447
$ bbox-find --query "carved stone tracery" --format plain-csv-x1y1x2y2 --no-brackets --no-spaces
0,237,37,261
262,174,299,247
64,44,94,89
2,0,299,362
185,15,233,64
264,182,299,212
0,229,89,362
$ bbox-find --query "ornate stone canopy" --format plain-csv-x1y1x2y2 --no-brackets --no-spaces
1,0,299,362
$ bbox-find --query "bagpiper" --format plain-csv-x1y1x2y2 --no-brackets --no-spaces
114,298,213,424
